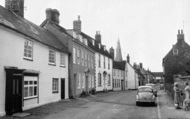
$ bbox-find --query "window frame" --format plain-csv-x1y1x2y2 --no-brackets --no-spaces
24,40,33,61
24,76,38,100
49,49,56,65
52,78,59,93
60,53,66,67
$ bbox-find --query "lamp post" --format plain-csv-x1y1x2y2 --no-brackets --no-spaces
84,68,90,94
103,71,107,92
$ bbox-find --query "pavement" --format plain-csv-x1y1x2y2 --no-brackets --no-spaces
158,90,190,119
1,90,190,119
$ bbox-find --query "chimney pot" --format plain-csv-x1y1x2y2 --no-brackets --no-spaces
45,8,60,24
95,31,101,44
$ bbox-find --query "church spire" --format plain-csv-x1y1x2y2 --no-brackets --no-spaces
115,39,123,61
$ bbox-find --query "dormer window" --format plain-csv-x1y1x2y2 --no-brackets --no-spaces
173,49,178,56
84,38,87,46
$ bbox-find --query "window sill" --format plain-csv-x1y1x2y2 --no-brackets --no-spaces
23,57,33,61
24,96,38,100
48,63,56,66
52,91,59,94
60,65,66,68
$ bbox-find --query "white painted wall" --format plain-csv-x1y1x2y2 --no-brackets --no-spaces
126,63,136,89
113,69,124,91
0,26,69,116
95,53,113,92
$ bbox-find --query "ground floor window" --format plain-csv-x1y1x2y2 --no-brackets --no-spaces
98,73,102,86
52,78,59,93
24,76,38,99
108,74,111,86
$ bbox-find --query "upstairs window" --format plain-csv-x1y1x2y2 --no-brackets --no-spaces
49,49,56,64
60,53,66,67
104,57,105,68
73,47,76,64
99,54,101,68
108,59,110,69
24,40,33,60
173,49,178,56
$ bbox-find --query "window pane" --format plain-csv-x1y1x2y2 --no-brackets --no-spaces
24,87,28,97
29,86,33,96
34,86,37,96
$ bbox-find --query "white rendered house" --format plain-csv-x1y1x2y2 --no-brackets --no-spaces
0,4,69,116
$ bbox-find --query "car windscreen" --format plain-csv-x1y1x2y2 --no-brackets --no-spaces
138,87,152,92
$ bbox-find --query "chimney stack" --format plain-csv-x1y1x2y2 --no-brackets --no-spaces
177,29,184,44
127,54,130,63
95,31,101,44
46,8,60,24
109,47,115,59
5,0,24,17
73,15,81,33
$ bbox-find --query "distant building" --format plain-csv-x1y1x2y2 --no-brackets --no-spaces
113,61,126,91
0,3,69,116
115,39,123,61
81,31,113,92
163,30,190,84
152,72,164,83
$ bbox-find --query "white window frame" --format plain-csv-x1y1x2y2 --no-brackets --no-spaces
173,49,178,55
49,49,56,65
24,40,33,60
24,76,38,99
52,78,59,93
60,53,66,67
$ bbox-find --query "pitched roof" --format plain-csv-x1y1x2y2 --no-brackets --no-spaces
113,61,126,70
0,5,69,53
80,32,112,58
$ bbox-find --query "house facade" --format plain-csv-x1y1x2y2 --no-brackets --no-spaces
42,13,95,98
163,30,190,84
0,3,69,116
81,31,113,92
125,55,139,89
113,61,125,91
67,16,95,97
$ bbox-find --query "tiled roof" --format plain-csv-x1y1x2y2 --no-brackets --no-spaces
80,32,112,58
0,5,69,53
113,61,126,70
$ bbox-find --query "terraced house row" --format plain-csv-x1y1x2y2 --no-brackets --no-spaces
0,0,148,116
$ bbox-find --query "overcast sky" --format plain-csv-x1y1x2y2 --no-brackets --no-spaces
0,0,190,72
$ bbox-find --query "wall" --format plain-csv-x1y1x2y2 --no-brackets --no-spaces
95,53,113,92
126,63,136,89
0,26,69,116
113,69,124,91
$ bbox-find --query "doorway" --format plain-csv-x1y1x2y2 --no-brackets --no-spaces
61,78,65,99
5,68,24,115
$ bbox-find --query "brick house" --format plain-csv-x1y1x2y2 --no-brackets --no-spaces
163,30,190,84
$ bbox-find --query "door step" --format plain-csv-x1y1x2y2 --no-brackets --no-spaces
12,112,31,118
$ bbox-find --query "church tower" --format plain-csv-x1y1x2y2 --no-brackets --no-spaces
115,39,123,61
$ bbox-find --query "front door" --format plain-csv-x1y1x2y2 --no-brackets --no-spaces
12,75,23,113
121,80,124,90
5,68,23,115
61,78,65,99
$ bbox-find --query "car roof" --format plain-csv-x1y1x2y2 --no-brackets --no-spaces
138,86,153,89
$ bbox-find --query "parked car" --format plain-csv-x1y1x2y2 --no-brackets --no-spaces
136,86,156,106
146,83,158,97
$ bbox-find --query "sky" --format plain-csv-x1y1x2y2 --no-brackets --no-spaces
0,0,190,72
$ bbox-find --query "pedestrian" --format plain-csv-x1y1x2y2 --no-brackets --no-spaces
183,82,190,111
174,82,182,109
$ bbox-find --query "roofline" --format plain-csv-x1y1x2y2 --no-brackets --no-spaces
0,23,70,54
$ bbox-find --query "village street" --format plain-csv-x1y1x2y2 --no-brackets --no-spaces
2,90,190,119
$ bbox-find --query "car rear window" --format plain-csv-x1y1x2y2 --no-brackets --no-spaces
138,87,152,92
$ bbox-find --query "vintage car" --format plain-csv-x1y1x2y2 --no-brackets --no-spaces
136,86,156,106
146,83,158,97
